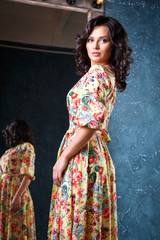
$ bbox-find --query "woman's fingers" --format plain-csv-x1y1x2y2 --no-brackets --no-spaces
11,203,20,212
58,172,62,182
53,175,61,187
53,169,62,187
52,155,69,186
54,179,61,187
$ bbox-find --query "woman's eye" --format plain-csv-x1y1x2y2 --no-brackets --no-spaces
87,38,93,43
100,38,108,43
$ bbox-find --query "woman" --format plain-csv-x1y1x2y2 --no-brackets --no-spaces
0,119,36,239
48,15,133,240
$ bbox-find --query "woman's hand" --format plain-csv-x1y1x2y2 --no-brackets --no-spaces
53,154,69,187
10,175,31,212
11,195,21,212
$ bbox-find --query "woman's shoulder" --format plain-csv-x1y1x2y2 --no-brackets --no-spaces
88,64,105,75
19,143,35,157
14,142,35,153
21,142,34,150
85,64,110,85
89,64,114,76
87,64,113,79
1,143,34,158
88,64,115,89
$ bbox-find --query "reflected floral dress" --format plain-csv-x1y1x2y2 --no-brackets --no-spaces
0,142,36,240
48,64,118,240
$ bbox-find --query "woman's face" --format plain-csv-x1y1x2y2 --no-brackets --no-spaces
86,25,112,67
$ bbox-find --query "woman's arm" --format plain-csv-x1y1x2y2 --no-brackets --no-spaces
11,175,32,212
53,126,96,186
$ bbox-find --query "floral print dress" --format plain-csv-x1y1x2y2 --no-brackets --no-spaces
0,142,36,240
48,64,118,240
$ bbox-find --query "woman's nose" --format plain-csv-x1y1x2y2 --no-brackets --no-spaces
93,41,99,49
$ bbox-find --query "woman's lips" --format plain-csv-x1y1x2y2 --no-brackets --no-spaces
92,52,101,56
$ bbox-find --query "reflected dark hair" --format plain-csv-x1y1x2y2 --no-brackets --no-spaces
2,119,35,148
75,15,134,92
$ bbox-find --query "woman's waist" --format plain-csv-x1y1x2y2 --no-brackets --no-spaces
95,130,111,143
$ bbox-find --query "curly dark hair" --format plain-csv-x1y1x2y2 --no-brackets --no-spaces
75,15,134,92
2,119,35,148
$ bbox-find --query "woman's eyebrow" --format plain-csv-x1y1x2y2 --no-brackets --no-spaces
89,35,108,38
99,36,108,38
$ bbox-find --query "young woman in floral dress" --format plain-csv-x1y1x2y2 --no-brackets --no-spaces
0,119,36,239
48,16,133,240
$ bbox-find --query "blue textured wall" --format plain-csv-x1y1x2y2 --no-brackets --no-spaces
104,0,160,239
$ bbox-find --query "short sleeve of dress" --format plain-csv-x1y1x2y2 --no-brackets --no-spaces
20,143,35,180
73,65,114,130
